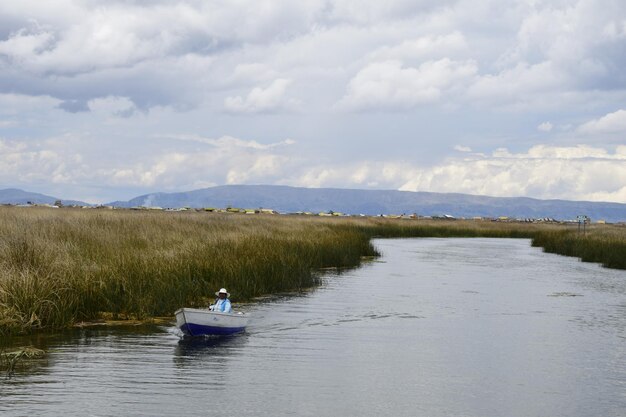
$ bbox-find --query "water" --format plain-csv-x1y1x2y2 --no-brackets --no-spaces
2,238,625,417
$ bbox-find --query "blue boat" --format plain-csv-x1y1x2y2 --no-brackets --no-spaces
174,307,249,336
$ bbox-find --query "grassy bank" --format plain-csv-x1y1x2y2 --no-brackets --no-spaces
0,207,623,334
531,226,626,269
0,207,376,335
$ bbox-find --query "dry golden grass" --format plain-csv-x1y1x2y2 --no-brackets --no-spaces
531,223,626,269
0,207,376,334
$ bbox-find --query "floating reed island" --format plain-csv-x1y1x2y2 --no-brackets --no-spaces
0,206,624,335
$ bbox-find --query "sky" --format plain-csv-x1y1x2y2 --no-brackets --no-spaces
0,0,625,204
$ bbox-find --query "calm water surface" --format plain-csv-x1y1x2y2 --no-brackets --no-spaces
2,238,625,417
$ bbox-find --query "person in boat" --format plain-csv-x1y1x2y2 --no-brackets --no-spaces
210,288,232,313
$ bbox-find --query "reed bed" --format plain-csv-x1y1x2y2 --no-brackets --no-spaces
0,207,377,335
0,207,623,335
531,226,626,269
337,217,552,238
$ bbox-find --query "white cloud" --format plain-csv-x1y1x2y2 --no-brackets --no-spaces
399,145,626,202
0,2,322,76
0,120,17,128
0,0,624,115
0,26,56,61
224,79,296,113
0,93,61,115
0,13,164,75
467,61,566,106
337,59,477,111
0,132,298,195
323,0,453,24
0,137,85,185
230,63,278,84
88,96,137,117
537,122,553,132
578,109,626,134
92,135,299,190
291,160,419,189
602,19,626,39
456,0,626,109
454,145,472,152
284,144,626,203
368,32,468,62
163,134,296,150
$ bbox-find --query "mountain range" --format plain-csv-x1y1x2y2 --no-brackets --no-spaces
0,188,88,207
1,185,625,222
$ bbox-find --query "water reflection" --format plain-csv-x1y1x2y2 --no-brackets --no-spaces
168,334,249,392
174,334,249,361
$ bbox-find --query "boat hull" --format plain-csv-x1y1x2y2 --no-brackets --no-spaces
175,308,248,337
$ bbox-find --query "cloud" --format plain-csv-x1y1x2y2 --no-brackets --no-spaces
224,79,296,113
99,138,296,189
323,0,455,24
0,26,56,62
578,109,626,134
289,160,418,189
0,2,322,76
537,122,553,132
336,59,477,111
0,137,85,185
399,145,626,202
0,0,625,115
454,145,472,152
0,93,61,115
510,0,626,85
58,99,89,113
88,96,138,117
465,0,626,107
467,61,566,106
283,144,626,203
0,93,65,127
0,120,17,128
87,96,137,117
367,32,468,62
0,132,300,203
163,134,296,150
0,2,319,109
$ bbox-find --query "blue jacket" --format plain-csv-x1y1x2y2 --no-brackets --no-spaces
212,298,232,313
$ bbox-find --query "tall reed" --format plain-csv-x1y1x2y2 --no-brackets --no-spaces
0,208,378,334
531,227,626,269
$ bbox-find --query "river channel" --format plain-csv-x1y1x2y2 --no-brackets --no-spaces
1,238,625,417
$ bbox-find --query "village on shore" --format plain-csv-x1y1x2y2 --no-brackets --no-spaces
5,200,618,225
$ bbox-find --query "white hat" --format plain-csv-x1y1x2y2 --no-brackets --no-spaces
215,288,230,297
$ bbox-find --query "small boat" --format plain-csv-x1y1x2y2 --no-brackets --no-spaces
174,307,249,337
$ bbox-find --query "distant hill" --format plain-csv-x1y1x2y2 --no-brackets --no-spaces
109,185,626,222
0,188,88,206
